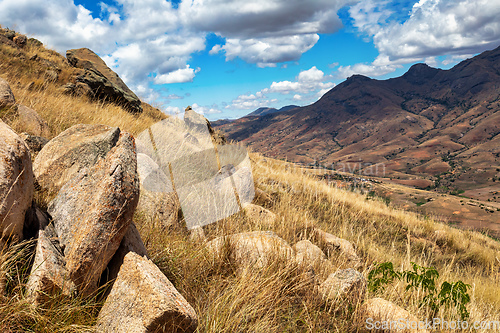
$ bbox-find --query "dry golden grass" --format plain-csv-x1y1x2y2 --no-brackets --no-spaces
0,36,166,139
134,154,500,332
1,32,500,332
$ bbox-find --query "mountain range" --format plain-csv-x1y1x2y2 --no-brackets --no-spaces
215,45,500,203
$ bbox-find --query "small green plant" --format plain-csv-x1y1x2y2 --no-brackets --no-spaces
368,262,471,320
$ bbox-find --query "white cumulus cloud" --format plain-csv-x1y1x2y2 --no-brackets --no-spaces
154,65,201,84
181,0,355,65
343,0,500,78
228,66,335,110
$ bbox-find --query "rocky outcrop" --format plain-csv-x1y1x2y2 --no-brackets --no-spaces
96,252,198,333
0,78,15,108
16,105,50,137
319,268,366,306
66,48,142,114
0,120,33,244
47,132,139,294
358,298,429,333
206,231,293,270
33,124,121,195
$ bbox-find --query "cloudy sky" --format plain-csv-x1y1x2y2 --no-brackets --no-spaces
1,0,500,119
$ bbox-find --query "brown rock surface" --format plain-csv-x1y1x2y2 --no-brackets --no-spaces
96,252,198,333
47,132,139,294
0,78,15,108
105,222,148,283
318,268,366,305
243,203,277,226
206,231,293,270
26,223,76,304
0,120,33,244
314,228,360,267
293,240,326,266
34,124,120,195
66,48,142,114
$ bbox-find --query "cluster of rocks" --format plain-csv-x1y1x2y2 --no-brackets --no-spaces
0,78,197,332
0,27,30,49
202,226,428,332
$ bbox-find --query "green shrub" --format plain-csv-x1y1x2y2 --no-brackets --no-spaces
368,262,471,320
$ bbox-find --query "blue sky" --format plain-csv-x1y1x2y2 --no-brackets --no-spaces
2,0,500,120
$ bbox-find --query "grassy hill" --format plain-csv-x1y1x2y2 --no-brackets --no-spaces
1,28,500,332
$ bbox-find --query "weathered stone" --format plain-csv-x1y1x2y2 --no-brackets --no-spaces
0,120,33,244
34,124,120,195
66,48,142,114
358,298,429,333
16,105,50,137
105,222,148,283
318,268,366,305
206,231,293,270
314,228,360,267
0,78,15,108
137,190,180,230
19,133,49,155
293,240,326,266
26,223,76,304
243,203,277,226
96,252,198,333
60,82,92,96
47,132,139,294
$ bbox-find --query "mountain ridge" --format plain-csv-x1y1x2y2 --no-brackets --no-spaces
215,45,500,204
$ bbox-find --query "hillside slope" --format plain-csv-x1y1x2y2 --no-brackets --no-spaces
1,27,500,333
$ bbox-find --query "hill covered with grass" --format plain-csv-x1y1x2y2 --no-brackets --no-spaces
1,27,499,332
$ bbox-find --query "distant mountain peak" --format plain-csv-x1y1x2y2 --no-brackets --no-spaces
403,63,440,83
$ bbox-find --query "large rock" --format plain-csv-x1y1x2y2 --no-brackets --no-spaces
358,298,429,333
34,124,120,195
0,120,33,244
293,240,326,266
318,268,366,306
47,132,139,295
243,203,277,226
0,78,15,108
206,231,293,270
66,48,142,114
96,252,198,333
314,228,360,267
16,105,50,137
26,223,76,304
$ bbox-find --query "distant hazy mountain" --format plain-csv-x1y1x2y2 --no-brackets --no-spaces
246,105,299,117
211,105,299,127
215,45,500,202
